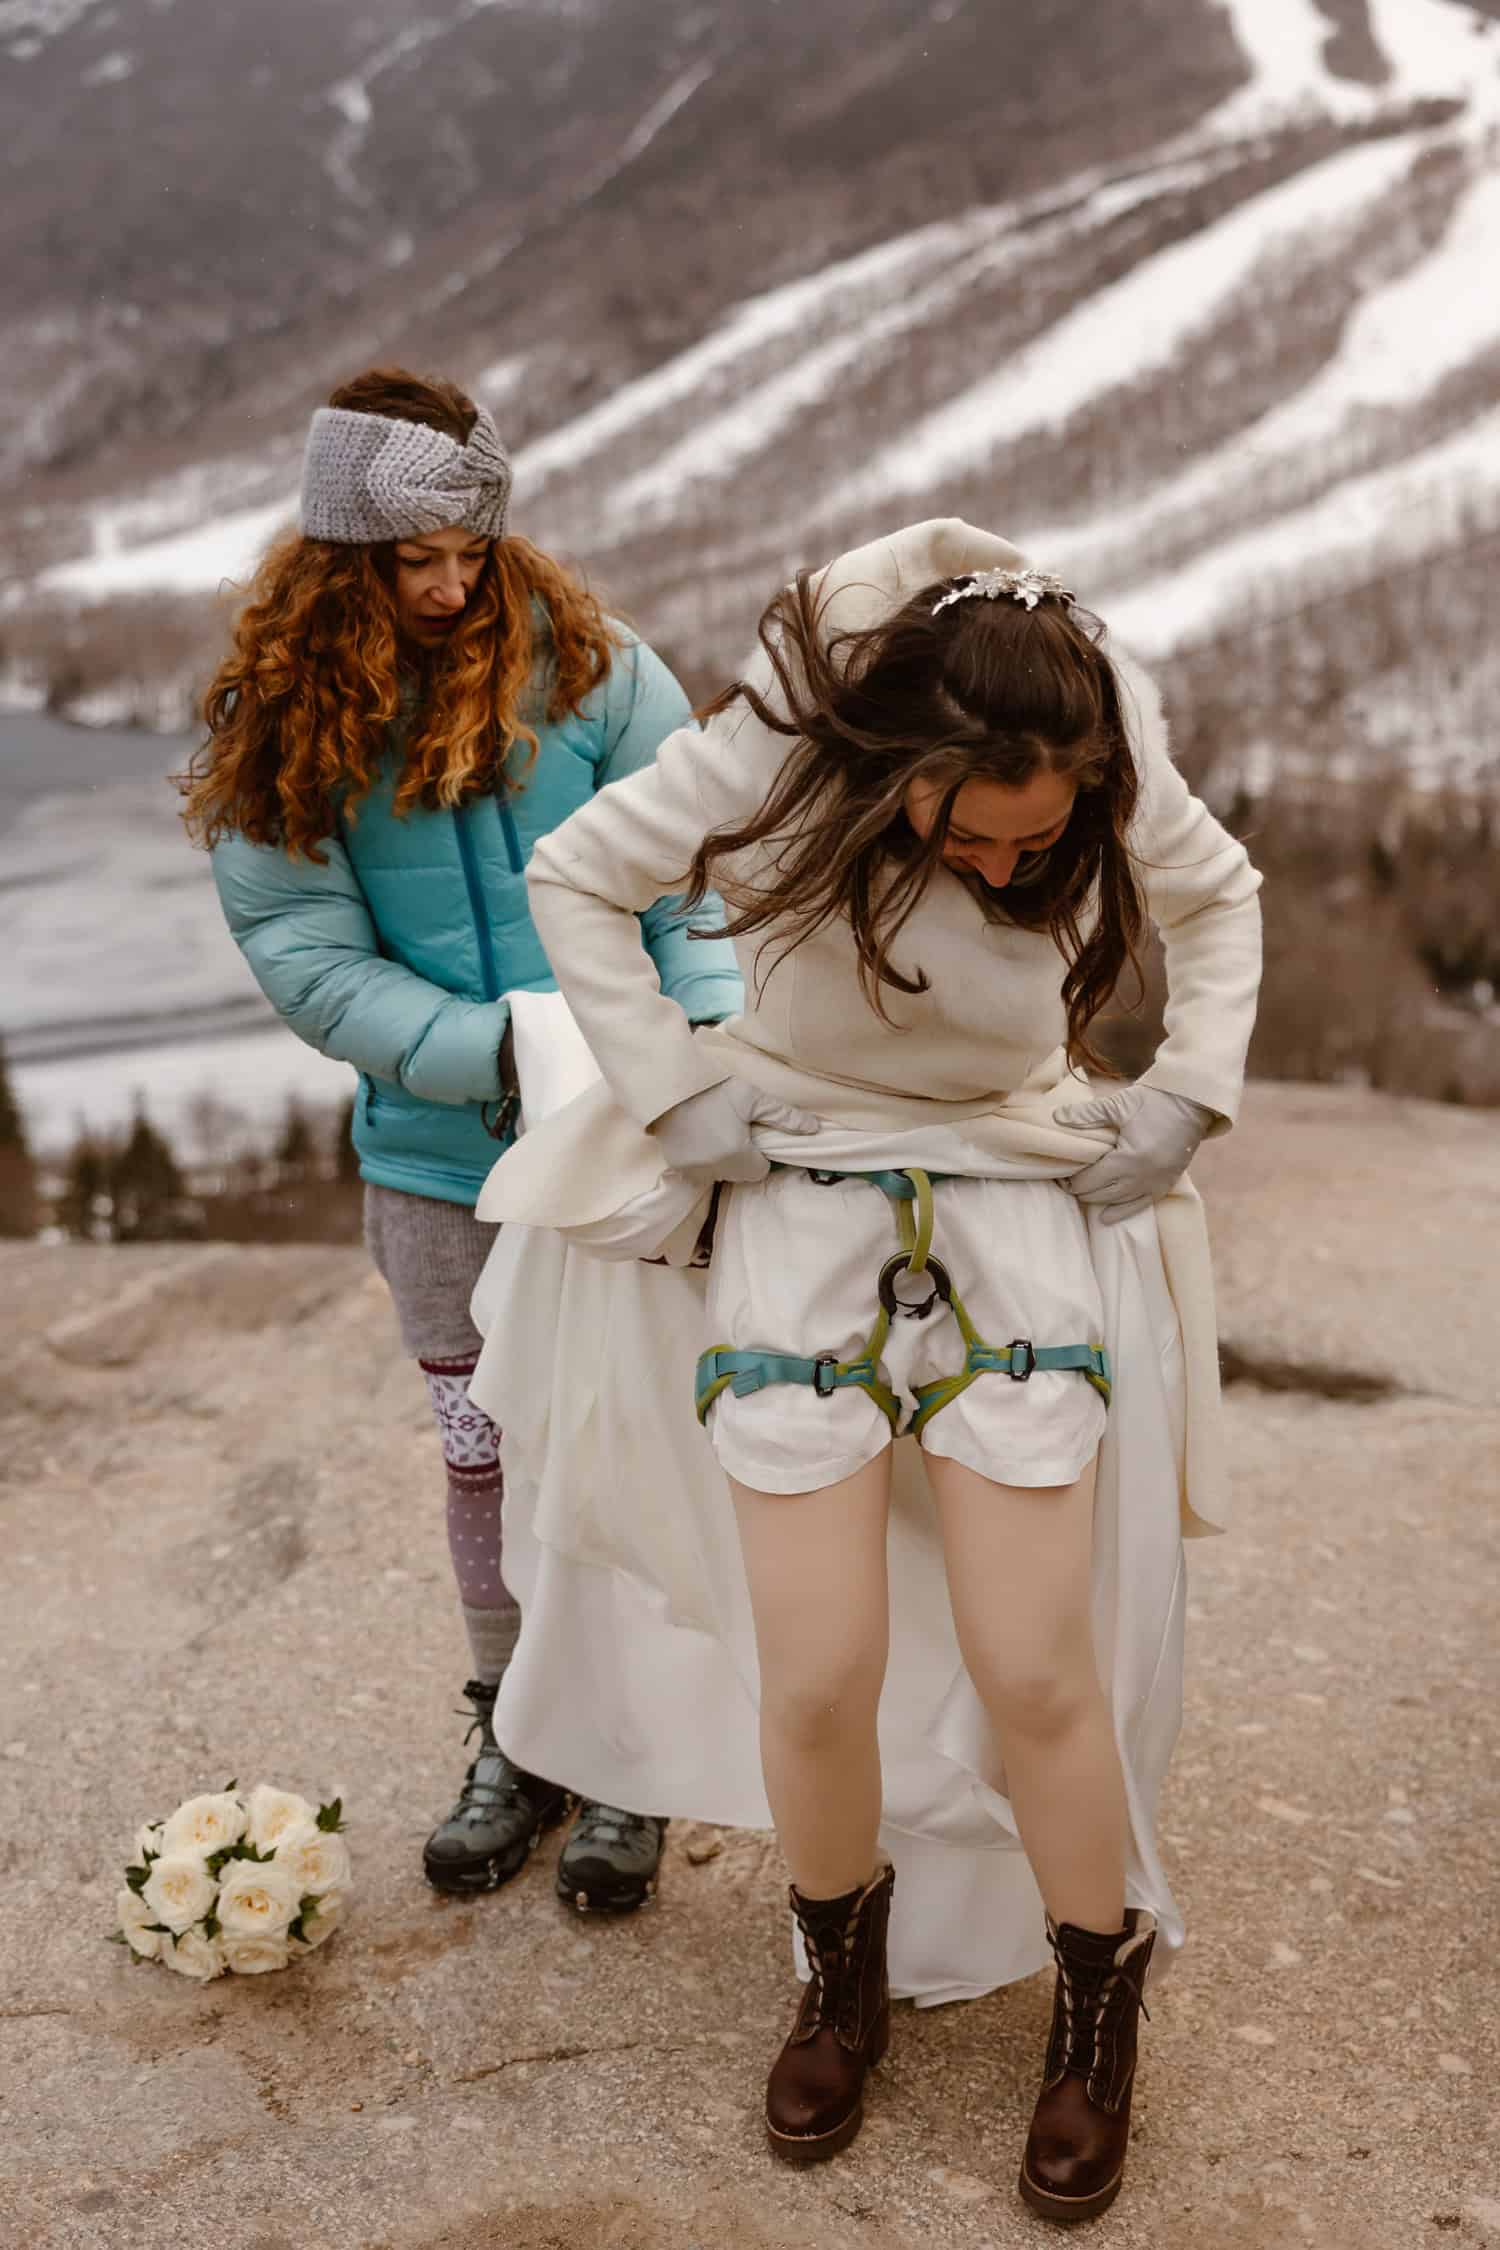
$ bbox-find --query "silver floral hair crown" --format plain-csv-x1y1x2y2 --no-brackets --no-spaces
931,565,1074,616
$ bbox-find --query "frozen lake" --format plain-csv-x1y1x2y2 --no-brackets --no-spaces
0,709,354,1153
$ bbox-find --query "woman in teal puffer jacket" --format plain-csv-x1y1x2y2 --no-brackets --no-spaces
182,365,742,1914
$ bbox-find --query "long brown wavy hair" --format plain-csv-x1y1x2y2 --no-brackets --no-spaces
179,367,623,859
684,571,1147,1071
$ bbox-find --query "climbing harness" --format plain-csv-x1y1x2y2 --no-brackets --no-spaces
694,1167,1111,1437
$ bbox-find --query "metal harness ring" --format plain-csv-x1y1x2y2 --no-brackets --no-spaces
877,1251,953,1321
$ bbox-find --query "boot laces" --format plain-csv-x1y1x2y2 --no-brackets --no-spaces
794,1906,860,2032
449,1686,534,1823
1052,1942,1151,2084
571,1802,659,1853
452,1750,533,1822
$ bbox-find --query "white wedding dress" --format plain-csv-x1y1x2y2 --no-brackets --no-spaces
467,995,1189,2004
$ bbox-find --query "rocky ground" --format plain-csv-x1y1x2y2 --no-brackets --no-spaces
1,1081,1497,2249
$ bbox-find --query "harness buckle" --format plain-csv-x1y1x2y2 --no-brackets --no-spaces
812,1352,840,1399
1008,1338,1036,1381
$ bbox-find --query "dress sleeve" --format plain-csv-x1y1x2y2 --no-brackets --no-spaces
527,698,773,1125
595,638,746,1028
1116,651,1264,1128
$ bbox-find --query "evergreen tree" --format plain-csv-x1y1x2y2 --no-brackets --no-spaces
0,1040,27,1152
108,1100,186,1242
274,1095,316,1182
57,1130,108,1241
0,1041,37,1237
332,1094,360,1184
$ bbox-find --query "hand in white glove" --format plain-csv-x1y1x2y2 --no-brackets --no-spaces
1055,1085,1216,1224
650,1079,820,1186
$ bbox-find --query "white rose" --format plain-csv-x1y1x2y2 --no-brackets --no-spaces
162,1926,225,1981
277,1829,352,1896
223,1933,291,1976
141,1852,219,1935
116,1887,163,1960
134,1823,165,1863
244,1783,318,1855
296,1889,347,1950
160,1791,247,1860
215,1857,302,1939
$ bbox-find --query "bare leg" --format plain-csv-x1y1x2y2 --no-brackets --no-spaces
924,1452,1127,1933
729,1450,894,1898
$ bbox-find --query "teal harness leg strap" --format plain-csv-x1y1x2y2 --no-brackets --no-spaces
694,1346,901,1431
693,1166,1111,1436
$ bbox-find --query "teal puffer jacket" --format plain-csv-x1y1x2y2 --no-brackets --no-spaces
212,633,742,1206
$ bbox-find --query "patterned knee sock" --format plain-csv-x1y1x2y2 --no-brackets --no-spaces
420,1354,520,1690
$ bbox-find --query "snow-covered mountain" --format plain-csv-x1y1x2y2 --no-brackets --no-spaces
6,0,1496,739
4,0,1499,1150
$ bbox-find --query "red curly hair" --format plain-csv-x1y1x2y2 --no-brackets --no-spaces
180,367,623,859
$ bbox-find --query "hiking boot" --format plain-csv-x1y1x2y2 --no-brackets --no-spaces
421,1680,568,1894
556,1800,667,1913
1018,1908,1156,2224
765,1864,893,2162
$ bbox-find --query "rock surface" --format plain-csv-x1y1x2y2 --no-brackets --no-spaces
2,1082,1496,2248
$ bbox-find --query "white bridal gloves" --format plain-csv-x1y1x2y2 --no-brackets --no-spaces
651,1080,819,1186
1056,1085,1217,1225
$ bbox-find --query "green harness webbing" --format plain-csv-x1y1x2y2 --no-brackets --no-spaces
694,1167,1111,1436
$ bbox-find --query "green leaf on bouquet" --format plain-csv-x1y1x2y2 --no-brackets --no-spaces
202,1914,221,1939
106,1929,128,1946
223,1779,238,1792
233,1840,275,1863
288,1915,307,1943
316,1798,344,1833
145,1923,172,1936
204,1849,231,1879
124,1864,149,1893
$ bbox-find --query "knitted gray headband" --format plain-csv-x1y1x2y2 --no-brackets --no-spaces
299,403,513,544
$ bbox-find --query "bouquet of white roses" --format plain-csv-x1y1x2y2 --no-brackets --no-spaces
114,1782,351,1980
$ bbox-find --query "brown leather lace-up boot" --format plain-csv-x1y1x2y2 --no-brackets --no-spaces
765,1863,894,2162
1018,1908,1156,2224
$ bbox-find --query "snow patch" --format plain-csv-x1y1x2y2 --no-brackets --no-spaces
82,453,292,561
614,59,713,171
82,46,134,83
1200,0,1499,139
0,673,48,715
1032,160,1500,579
519,144,1233,500
1364,0,1500,111
38,495,295,601
1098,405,1500,655
610,245,1030,524
515,207,1011,488
324,24,435,199
59,686,141,727
848,132,1422,505
1201,0,1381,134
329,77,372,129
610,156,1236,521
0,0,106,35
476,352,527,402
